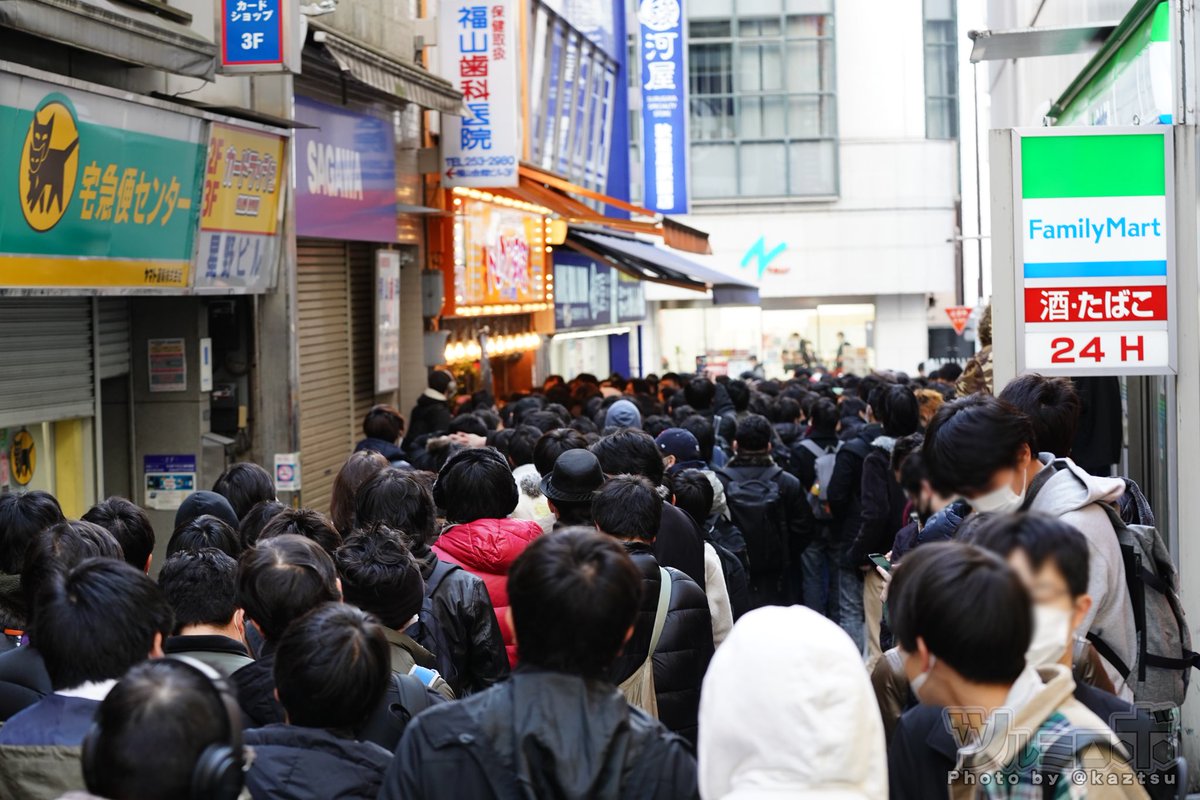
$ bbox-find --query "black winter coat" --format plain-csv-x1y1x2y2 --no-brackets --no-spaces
849,440,908,566
718,457,815,577
0,645,49,721
416,547,510,697
231,647,284,728
610,545,713,744
244,725,392,800
827,422,882,550
403,394,452,451
380,668,698,800
655,503,707,591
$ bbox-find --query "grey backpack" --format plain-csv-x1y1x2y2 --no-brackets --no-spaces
798,439,840,521
1090,501,1198,709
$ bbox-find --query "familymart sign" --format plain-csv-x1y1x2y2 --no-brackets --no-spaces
1013,128,1175,376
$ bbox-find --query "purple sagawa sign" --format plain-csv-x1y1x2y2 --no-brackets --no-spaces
294,96,397,242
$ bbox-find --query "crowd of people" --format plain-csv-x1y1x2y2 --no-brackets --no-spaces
0,359,1189,799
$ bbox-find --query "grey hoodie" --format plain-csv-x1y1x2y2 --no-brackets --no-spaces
1025,456,1136,697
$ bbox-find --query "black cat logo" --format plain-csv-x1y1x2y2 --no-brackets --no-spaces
19,97,80,232
9,430,35,487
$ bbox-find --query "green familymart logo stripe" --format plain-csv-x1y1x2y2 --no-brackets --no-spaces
1021,134,1166,199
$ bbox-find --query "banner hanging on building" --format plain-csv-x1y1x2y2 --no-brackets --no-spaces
638,0,687,214
1012,128,1175,376
0,72,205,290
195,122,286,292
454,197,548,312
438,0,519,188
554,252,613,330
294,97,397,243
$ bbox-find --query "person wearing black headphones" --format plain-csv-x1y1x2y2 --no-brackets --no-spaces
73,657,244,800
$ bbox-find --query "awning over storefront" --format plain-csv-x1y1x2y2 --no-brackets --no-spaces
310,23,464,115
568,230,759,306
967,21,1116,63
495,164,713,255
0,0,216,79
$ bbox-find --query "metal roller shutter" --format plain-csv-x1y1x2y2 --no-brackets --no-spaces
349,243,377,427
97,298,131,379
0,298,94,429
297,239,354,514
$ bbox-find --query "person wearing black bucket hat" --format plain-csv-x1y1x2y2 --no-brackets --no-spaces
540,450,605,530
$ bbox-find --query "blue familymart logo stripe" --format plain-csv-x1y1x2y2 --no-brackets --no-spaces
1024,260,1167,279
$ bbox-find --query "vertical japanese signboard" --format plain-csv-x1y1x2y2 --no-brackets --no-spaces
638,0,687,214
216,0,299,73
375,251,401,393
195,123,286,291
0,72,204,289
439,0,519,187
1013,128,1174,375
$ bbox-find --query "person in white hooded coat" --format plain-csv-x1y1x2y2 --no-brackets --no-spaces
697,605,887,799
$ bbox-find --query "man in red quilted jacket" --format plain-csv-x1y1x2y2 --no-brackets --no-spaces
432,448,543,667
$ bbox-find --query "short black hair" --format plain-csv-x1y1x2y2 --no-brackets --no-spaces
0,491,65,574
592,475,663,542
523,410,563,434
354,469,437,547
474,408,502,431
433,448,518,523
505,425,542,468
83,497,156,572
22,520,124,613
680,415,716,463
810,398,839,433
684,378,716,410
673,469,714,527
998,375,1082,458
590,429,664,485
840,397,867,419
273,603,390,730
157,548,240,633
726,380,750,412
508,529,642,678
642,415,672,438
773,396,801,424
922,395,1035,497
237,535,340,642
889,542,1031,685
533,428,589,476
449,413,488,437
330,452,389,537
34,558,174,690
734,414,773,452
334,526,424,629
212,462,275,521
239,500,287,550
87,659,239,800
961,514,1090,598
362,404,404,442
258,508,342,557
167,515,241,560
883,385,921,438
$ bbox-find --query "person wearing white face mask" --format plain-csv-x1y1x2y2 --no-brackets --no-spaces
884,542,1147,800
923,394,1137,699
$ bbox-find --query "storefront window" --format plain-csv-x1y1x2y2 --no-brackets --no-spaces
687,0,837,199
529,2,620,193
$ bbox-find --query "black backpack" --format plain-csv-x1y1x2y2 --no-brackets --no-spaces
717,465,787,576
356,672,441,751
707,514,750,574
406,559,461,693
